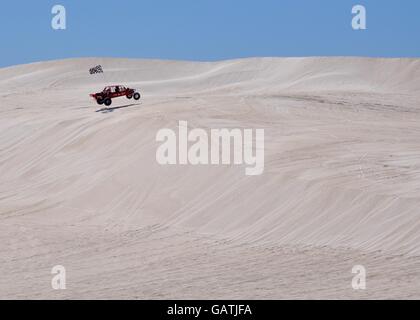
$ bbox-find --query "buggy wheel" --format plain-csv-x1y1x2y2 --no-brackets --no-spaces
133,92,141,100
126,94,133,99
104,98,112,106
97,98,104,105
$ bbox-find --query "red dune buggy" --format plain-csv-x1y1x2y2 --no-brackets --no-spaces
90,85,141,106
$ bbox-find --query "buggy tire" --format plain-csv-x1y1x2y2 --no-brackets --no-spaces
133,92,141,100
126,94,133,99
104,98,112,106
97,98,104,105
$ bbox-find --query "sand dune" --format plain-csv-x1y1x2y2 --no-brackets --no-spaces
1,57,420,299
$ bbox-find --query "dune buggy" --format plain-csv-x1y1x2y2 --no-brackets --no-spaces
90,85,141,106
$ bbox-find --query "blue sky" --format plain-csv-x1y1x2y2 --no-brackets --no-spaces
0,0,419,67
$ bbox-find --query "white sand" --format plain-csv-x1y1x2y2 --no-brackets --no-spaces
0,57,420,299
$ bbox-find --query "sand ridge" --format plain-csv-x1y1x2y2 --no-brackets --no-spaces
1,57,420,299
